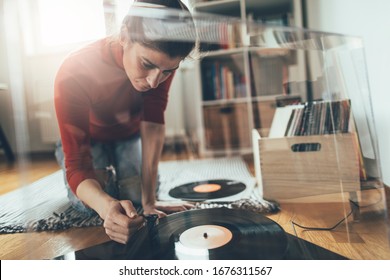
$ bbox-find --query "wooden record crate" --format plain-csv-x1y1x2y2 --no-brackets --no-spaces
257,133,360,200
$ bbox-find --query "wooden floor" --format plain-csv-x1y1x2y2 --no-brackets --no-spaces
1,147,390,260
0,153,60,195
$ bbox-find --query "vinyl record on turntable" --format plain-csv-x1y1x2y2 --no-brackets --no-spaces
123,208,288,260
168,179,246,201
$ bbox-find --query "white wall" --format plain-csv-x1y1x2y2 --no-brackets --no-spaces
165,70,186,138
306,0,390,185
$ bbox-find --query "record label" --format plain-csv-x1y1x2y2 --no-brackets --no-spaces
193,184,221,193
179,225,233,249
169,179,246,201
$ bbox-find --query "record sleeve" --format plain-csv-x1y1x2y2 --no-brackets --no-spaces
157,157,256,202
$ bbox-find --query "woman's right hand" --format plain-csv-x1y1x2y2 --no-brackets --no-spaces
102,200,144,244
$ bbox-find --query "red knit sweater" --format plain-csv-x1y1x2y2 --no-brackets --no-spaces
54,38,172,194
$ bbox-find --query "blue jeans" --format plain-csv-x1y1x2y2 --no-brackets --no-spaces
55,135,149,216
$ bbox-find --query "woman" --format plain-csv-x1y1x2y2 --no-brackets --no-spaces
54,0,196,244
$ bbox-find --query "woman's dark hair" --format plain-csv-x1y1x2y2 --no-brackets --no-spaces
121,0,196,59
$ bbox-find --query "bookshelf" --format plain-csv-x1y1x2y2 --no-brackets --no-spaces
192,0,304,156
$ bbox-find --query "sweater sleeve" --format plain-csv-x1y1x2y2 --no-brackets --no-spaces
54,65,98,195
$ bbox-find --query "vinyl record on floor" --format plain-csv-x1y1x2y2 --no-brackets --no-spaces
168,179,246,201
123,208,288,260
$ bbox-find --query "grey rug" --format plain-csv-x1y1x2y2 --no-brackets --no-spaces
0,170,103,233
0,157,278,234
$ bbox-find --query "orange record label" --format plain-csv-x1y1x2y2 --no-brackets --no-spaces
193,184,221,193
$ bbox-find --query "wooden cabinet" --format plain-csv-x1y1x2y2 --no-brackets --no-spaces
252,99,277,137
203,102,251,149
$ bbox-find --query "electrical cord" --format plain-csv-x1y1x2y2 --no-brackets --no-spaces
291,208,354,232
290,188,384,234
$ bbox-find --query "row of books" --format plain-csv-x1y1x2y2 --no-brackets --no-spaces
198,21,242,52
247,12,290,27
269,99,351,138
199,14,290,52
201,61,247,101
